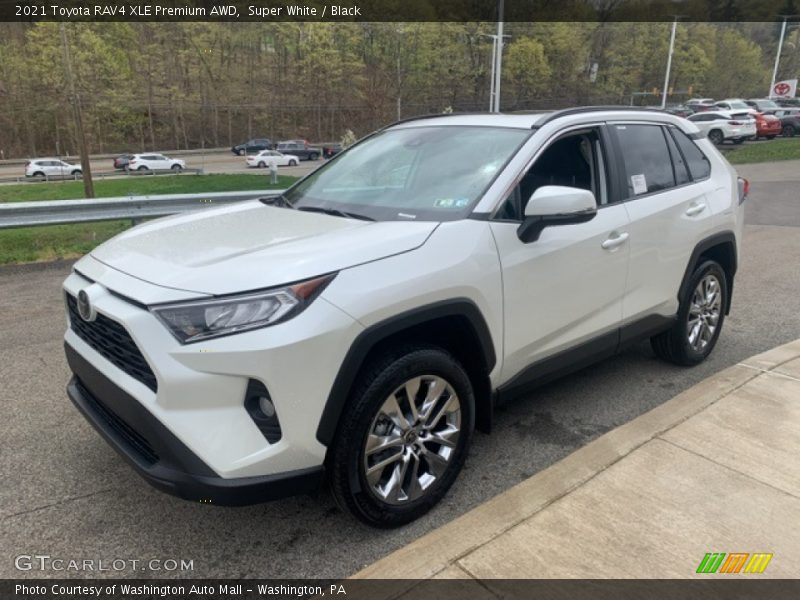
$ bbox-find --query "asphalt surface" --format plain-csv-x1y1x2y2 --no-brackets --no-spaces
1,173,799,579
0,150,322,187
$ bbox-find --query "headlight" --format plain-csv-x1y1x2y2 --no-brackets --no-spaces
151,274,335,343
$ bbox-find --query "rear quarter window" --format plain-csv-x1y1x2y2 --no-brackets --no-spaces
670,128,711,181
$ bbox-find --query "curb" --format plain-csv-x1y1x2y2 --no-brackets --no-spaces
352,338,800,583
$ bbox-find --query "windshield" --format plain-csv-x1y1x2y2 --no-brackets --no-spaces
283,125,531,221
759,100,779,110
728,101,748,109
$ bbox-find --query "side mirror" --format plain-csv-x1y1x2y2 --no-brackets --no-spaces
518,185,597,243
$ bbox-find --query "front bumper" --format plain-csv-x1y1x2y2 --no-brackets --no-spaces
66,343,324,505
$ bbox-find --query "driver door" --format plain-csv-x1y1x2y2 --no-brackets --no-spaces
489,125,631,385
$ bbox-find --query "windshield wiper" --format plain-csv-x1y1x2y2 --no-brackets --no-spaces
259,194,295,209
297,206,375,222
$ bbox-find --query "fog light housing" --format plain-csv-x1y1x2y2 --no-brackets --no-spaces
244,379,282,443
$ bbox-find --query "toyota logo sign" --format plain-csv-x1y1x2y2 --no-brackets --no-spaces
77,289,95,322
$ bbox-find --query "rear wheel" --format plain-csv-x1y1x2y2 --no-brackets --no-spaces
708,129,724,145
732,137,745,145
137,165,148,171
651,260,727,366
783,124,796,137
32,171,45,179
289,159,297,166
309,152,319,161
329,345,474,528
767,135,777,140
258,161,266,168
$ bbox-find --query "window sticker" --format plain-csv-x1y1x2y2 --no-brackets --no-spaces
631,173,648,195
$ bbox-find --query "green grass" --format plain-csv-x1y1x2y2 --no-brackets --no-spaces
0,221,131,265
0,173,298,203
0,173,299,264
720,137,800,164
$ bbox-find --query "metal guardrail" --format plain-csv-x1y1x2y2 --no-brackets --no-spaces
0,167,205,185
0,190,285,229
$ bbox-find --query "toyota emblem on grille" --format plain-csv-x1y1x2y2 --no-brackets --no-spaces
77,289,95,322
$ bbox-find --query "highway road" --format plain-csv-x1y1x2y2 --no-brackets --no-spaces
1,166,798,579
0,150,323,186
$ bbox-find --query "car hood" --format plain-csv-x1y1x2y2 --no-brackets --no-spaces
90,200,438,296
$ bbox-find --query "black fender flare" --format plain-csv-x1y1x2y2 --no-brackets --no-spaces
316,299,496,446
678,231,737,314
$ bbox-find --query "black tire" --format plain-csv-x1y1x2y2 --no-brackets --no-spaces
171,164,182,171
783,124,796,137
767,135,777,140
309,152,319,161
289,159,297,166
651,260,727,366
137,165,148,171
708,129,724,145
32,171,45,179
328,345,474,528
732,138,745,145
237,149,245,156
71,170,82,178
258,161,266,168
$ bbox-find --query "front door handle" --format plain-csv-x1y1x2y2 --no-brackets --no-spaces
685,202,707,216
601,231,629,250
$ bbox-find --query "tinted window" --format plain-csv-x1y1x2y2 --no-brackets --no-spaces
614,124,675,197
663,128,690,185
670,129,711,180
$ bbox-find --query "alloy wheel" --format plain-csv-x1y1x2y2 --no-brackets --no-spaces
362,375,461,506
687,274,722,352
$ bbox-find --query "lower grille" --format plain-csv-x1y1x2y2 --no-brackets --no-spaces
77,379,159,465
66,294,158,392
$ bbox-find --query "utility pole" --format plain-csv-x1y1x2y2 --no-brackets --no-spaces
488,35,497,111
770,17,790,98
60,23,94,198
661,17,679,109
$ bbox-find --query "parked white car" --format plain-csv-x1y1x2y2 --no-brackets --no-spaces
714,98,757,115
128,154,185,171
63,108,746,526
25,159,81,179
246,150,300,168
687,110,756,144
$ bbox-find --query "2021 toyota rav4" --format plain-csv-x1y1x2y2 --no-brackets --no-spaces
63,108,747,527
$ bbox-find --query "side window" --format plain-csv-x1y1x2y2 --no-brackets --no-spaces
670,128,711,181
663,127,690,185
614,124,675,198
495,128,609,221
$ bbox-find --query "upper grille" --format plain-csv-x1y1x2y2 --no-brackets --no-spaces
67,294,158,392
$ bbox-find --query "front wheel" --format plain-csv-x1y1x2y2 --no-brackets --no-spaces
308,152,319,161
171,164,182,171
651,260,727,366
783,124,796,137
329,345,474,527
288,159,297,166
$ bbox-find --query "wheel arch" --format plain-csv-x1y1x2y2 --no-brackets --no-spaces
316,299,497,447
679,232,737,315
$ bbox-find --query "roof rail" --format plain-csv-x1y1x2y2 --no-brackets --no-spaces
535,105,666,128
380,111,490,130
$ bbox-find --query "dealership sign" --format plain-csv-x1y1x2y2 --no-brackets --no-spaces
772,79,798,98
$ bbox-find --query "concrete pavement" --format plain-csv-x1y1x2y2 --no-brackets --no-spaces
355,338,800,584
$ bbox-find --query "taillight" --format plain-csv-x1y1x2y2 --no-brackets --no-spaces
738,177,749,204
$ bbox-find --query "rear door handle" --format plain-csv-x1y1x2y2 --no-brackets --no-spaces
601,231,629,250
685,202,707,216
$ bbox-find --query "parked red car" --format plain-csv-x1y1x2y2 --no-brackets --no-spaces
754,113,781,140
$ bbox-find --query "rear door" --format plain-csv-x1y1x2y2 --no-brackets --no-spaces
609,123,714,328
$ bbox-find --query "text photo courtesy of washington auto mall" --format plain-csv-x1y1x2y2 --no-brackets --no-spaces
2,0,800,599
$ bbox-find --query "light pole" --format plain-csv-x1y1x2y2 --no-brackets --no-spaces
493,0,505,113
661,17,679,109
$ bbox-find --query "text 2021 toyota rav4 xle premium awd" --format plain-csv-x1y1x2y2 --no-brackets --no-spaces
63,108,746,527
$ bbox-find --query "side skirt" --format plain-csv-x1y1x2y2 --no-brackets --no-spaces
495,314,675,403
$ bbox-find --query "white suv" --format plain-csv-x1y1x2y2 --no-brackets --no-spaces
63,108,746,526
